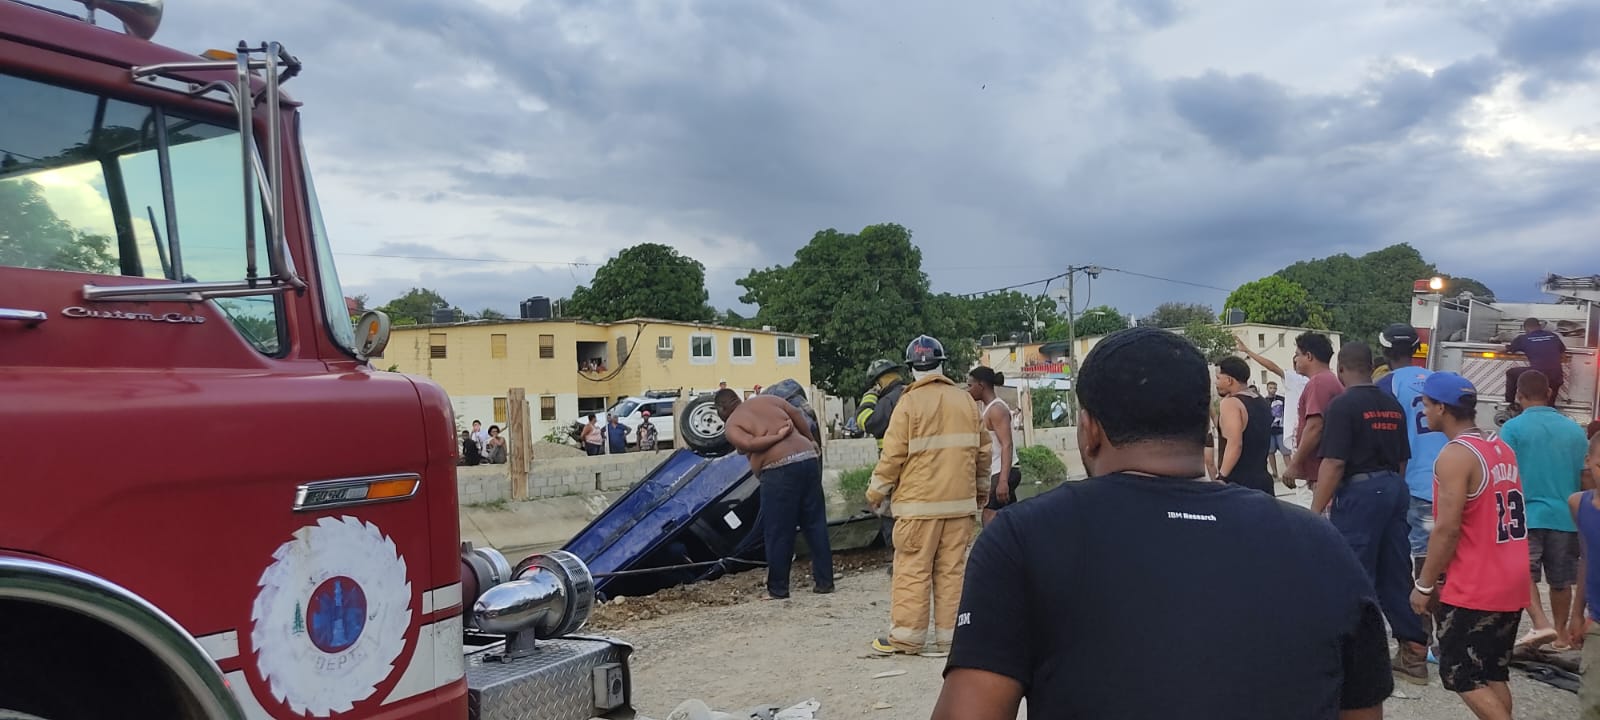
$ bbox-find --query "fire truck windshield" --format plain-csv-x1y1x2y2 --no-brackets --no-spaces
0,71,281,352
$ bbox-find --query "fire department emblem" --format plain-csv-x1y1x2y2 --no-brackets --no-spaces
252,516,412,716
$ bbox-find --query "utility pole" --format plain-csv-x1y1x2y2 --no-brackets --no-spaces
1059,265,1102,424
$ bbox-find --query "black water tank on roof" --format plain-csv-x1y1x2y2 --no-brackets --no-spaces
521,296,552,320
431,308,455,324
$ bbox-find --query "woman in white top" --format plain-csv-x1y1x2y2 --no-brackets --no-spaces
968,366,1020,526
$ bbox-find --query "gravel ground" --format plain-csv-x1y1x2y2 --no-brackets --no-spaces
604,485,1581,718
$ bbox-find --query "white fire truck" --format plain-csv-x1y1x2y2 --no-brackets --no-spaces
1409,274,1600,428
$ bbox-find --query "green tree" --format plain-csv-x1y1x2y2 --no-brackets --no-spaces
966,291,1059,340
566,243,714,323
475,308,507,320
1440,275,1496,301
0,179,117,274
379,287,453,325
1064,305,1130,337
1139,302,1216,328
1273,243,1494,343
741,223,960,394
1181,321,1238,363
1224,276,1328,328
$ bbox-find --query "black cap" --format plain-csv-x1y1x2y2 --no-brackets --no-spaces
1378,323,1419,350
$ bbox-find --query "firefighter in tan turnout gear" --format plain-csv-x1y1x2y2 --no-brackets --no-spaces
867,335,991,656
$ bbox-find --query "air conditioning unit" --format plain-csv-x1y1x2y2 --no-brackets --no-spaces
656,336,673,358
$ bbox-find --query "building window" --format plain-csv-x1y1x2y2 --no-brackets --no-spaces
691,334,714,363
490,333,507,359
777,337,798,362
539,334,555,359
493,397,507,424
540,396,556,421
1277,332,1285,346
1257,333,1266,348
429,333,447,359
732,336,754,363
658,336,673,351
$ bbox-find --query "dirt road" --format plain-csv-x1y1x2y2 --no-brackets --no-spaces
597,486,1582,718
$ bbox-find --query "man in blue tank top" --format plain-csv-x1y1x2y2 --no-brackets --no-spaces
1570,430,1600,716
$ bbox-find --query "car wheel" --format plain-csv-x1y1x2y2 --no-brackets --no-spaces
679,395,732,456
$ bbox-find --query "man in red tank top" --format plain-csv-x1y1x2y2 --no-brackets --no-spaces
1410,372,1530,720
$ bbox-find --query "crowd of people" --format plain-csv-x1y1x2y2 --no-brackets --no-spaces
458,419,506,465
740,322,1594,719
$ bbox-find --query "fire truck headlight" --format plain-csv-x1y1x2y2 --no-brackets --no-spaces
472,551,594,639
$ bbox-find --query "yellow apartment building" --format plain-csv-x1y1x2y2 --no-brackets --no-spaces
383,317,812,439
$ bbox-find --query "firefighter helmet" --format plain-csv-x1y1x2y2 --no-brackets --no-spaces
904,335,947,371
865,358,901,387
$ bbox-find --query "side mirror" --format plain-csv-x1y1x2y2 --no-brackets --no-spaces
357,310,392,360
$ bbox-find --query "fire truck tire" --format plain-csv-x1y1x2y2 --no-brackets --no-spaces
0,601,204,719
679,395,732,456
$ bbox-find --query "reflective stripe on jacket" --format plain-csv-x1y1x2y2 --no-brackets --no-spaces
866,374,991,518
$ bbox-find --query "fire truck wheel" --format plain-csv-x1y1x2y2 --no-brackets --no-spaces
0,600,204,718
679,394,732,456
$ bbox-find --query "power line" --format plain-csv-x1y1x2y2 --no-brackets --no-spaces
1099,266,1231,293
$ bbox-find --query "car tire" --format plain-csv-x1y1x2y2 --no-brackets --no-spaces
679,394,731,456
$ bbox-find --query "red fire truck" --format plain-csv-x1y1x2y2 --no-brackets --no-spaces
0,2,634,718
1409,274,1599,427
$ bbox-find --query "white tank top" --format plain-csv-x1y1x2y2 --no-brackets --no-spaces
985,398,1019,476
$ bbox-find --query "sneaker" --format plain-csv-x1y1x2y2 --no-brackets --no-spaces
1393,642,1429,686
871,637,907,655
812,585,835,594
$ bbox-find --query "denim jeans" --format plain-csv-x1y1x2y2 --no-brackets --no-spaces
759,458,833,597
1331,470,1428,645
1406,496,1434,557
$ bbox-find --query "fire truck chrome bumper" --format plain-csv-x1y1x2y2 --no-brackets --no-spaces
467,634,634,720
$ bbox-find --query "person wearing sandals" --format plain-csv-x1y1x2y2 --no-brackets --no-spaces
967,366,1019,526
1499,370,1587,652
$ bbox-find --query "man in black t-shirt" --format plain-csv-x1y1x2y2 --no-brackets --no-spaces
934,327,1392,720
1313,341,1430,686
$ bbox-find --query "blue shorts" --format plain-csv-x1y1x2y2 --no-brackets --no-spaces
1268,432,1286,454
1406,496,1433,557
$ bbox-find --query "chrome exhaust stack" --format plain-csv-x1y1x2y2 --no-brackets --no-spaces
472,550,596,662
73,0,164,40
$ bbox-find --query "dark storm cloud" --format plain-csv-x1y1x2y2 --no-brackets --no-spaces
145,0,1600,318
1169,56,1504,161
1494,1,1600,97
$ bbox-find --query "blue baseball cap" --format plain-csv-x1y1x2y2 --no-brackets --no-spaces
1422,372,1477,406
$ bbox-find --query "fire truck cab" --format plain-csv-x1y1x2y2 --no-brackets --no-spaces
1410,274,1600,428
0,2,633,718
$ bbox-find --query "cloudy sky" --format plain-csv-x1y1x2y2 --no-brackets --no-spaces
136,0,1600,318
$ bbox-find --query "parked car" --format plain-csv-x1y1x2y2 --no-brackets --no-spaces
569,393,678,449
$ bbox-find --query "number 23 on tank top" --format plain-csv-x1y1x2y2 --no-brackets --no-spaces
1486,463,1527,544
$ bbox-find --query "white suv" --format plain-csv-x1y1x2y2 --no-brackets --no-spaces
579,395,675,448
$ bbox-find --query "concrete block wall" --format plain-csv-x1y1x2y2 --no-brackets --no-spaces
456,427,1085,504
822,438,879,473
